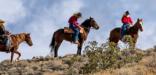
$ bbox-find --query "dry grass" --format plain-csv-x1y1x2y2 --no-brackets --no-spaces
92,51,156,75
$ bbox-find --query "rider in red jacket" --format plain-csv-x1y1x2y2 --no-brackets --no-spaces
68,15,80,28
68,12,82,44
121,11,133,38
122,15,133,25
0,19,10,51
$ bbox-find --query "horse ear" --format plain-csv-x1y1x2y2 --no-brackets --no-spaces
140,19,143,21
137,18,141,21
89,16,93,19
27,33,30,35
137,18,140,20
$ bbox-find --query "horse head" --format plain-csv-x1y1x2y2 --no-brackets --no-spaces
89,17,99,30
25,33,33,46
81,17,100,31
135,18,143,32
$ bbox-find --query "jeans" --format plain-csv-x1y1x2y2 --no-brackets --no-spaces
0,35,8,46
121,24,130,38
69,24,79,42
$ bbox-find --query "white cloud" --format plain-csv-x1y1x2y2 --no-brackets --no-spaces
0,0,26,23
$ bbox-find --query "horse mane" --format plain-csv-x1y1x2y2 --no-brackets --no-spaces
129,20,140,33
134,20,139,27
81,19,90,27
81,19,91,32
11,33,27,36
11,33,28,41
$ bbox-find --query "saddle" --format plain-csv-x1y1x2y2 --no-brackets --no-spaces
0,35,12,52
64,27,74,33
64,27,84,34
0,44,7,50
64,27,87,40
0,35,7,44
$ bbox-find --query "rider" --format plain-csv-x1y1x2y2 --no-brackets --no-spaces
68,12,82,44
0,19,9,50
121,11,133,38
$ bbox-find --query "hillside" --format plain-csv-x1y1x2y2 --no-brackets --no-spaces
93,48,156,75
0,43,156,75
0,54,88,75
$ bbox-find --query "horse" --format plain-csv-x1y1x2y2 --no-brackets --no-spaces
0,33,33,62
109,18,143,48
50,17,100,57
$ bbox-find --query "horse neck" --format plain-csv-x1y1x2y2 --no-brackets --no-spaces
81,20,91,34
130,23,139,33
11,33,26,45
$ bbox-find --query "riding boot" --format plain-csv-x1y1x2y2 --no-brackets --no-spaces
73,40,80,45
5,46,10,53
4,38,10,53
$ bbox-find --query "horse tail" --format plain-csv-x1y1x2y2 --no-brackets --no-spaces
108,31,113,42
50,32,56,52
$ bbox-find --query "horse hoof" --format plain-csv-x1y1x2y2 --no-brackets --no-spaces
77,53,81,55
15,59,19,62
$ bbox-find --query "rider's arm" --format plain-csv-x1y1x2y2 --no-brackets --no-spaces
129,17,133,25
73,21,78,27
73,21,81,29
5,30,11,35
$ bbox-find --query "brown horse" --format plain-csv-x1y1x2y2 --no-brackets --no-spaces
0,33,33,62
50,17,99,57
109,18,143,48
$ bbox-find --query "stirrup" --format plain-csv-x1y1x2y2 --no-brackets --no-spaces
73,42,79,44
6,48,10,53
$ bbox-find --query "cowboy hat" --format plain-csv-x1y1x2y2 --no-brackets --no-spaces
0,19,5,23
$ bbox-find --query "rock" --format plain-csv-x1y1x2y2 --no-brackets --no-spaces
154,45,156,52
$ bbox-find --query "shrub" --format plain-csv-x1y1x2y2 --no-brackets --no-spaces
81,41,144,74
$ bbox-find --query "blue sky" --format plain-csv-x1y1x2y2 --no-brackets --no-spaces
0,0,156,61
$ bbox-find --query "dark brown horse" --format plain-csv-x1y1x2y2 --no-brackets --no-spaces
0,33,33,62
50,17,99,57
109,18,143,48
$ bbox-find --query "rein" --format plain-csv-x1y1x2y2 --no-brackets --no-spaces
81,26,91,33
81,26,90,30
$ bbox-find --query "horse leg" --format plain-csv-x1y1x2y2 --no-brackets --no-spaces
132,34,138,49
14,50,21,61
10,52,14,63
131,39,137,49
77,41,83,55
109,37,119,48
54,41,62,57
109,36,119,48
